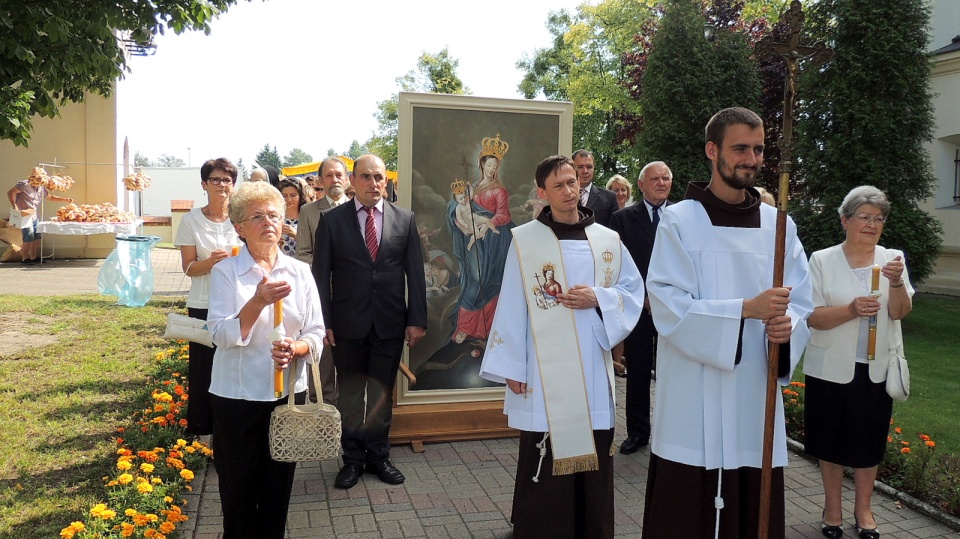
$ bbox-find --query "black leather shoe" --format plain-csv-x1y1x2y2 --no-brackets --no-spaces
855,520,880,539
366,460,405,485
820,522,842,539
619,437,648,455
334,463,364,489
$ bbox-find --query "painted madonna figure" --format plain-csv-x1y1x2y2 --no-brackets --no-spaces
447,134,516,344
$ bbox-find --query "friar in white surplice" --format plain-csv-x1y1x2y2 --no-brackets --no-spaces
480,155,644,539
641,108,813,539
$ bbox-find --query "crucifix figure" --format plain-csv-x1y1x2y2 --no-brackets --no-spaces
754,2,832,538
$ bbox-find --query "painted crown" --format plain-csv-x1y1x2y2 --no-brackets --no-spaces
542,263,556,272
602,250,614,263
450,179,468,195
479,133,509,160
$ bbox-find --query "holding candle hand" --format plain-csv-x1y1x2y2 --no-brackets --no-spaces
848,295,881,319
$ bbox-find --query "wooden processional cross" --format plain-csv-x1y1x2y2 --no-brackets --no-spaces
753,2,832,538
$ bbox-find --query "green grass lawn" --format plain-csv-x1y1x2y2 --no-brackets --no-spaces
0,295,183,539
894,293,960,453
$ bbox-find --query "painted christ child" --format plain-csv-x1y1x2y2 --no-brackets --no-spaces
452,180,499,250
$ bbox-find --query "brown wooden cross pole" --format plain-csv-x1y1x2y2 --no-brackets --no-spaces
753,2,831,538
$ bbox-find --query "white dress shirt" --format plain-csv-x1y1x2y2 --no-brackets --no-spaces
207,247,325,401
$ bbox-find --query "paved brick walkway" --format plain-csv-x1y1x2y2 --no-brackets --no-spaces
1,251,956,537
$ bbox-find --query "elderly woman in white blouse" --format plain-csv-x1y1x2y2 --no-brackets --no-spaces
207,181,325,539
803,186,913,539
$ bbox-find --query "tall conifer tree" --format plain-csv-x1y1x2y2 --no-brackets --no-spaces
636,0,761,197
794,0,942,282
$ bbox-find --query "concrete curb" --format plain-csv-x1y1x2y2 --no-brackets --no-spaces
786,438,960,532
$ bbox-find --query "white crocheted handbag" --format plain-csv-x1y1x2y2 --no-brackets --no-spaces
269,341,342,463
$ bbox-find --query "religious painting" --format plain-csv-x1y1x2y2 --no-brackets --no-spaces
396,92,573,405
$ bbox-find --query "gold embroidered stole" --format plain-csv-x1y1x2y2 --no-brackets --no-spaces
512,220,621,475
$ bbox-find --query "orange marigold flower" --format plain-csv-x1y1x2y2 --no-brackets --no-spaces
144,529,158,538
133,513,151,526
888,436,893,443
162,380,172,385
926,441,936,448
901,447,911,454
159,521,176,534
902,441,911,446
116,438,124,445
60,521,85,538
920,434,931,441
178,419,189,428
895,427,902,434
120,522,135,537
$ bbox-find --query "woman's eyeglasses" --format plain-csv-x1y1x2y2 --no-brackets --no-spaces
241,213,283,225
854,214,886,225
205,177,235,186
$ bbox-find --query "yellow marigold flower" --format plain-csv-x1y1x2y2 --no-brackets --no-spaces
60,521,85,538
926,440,936,448
147,513,159,522
121,522,135,537
137,482,154,494
118,473,134,485
180,469,195,481
176,439,187,448
125,508,138,517
140,463,155,474
90,503,108,517
152,477,163,485
164,496,173,504
160,521,176,534
154,391,174,403
902,447,911,454
116,460,133,471
185,446,196,454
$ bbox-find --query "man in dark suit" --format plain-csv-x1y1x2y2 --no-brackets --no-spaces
297,157,352,407
573,149,619,227
312,154,428,488
608,161,673,454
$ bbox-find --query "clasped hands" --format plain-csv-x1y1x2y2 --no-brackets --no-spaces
557,285,598,310
742,287,793,344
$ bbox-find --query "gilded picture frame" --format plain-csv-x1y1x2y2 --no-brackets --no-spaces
396,92,574,406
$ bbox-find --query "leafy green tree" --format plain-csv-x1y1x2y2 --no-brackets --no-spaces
794,0,942,283
518,2,653,178
255,144,282,170
635,0,761,197
366,48,470,170
282,148,313,167
133,151,153,168
1,1,247,146
157,154,185,167
345,140,367,159
326,148,338,157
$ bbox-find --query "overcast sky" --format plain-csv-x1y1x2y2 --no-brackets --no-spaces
117,0,588,169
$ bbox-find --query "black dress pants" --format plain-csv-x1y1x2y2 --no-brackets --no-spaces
186,307,215,435
210,392,304,539
624,310,656,442
332,331,404,467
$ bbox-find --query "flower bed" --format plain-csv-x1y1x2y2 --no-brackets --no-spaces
60,342,211,539
782,382,960,519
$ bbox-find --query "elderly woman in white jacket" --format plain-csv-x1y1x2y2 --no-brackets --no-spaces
803,186,913,539
207,181,325,539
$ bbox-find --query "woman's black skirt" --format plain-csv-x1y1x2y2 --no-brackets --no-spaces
804,362,893,468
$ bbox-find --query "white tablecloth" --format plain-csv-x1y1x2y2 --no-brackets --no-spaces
38,220,143,236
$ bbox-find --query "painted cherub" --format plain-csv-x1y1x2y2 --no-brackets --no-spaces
451,179,498,250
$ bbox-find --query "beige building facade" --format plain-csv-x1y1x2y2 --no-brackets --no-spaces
925,0,960,296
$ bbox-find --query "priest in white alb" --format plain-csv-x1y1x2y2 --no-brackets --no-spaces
641,107,813,539
480,155,644,539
